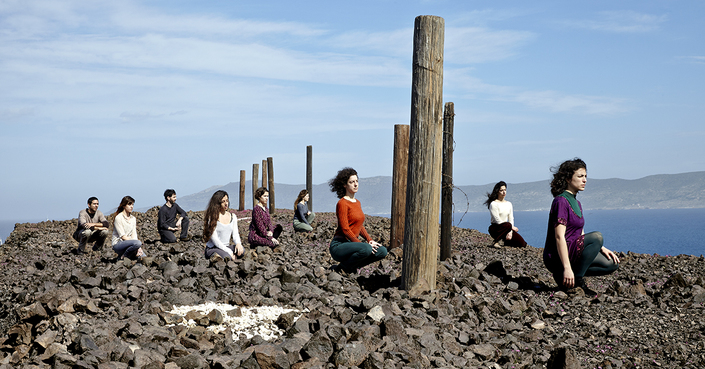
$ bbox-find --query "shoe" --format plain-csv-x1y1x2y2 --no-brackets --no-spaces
179,235,192,242
575,277,598,297
74,248,87,255
92,243,103,251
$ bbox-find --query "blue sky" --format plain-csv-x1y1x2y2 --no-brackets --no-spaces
1,0,703,221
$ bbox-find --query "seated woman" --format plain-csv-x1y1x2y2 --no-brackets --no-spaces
203,190,244,260
248,187,282,248
544,158,620,293
328,167,387,274
484,181,527,248
111,196,145,260
293,189,315,232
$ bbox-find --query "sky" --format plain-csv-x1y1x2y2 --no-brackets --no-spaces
1,0,704,221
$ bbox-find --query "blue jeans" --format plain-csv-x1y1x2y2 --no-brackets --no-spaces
113,239,143,260
329,238,388,273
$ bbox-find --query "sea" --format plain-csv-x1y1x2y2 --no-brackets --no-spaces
1,209,703,256
454,208,704,257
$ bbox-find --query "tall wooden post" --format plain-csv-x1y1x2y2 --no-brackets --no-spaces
401,15,444,293
267,157,275,214
252,164,259,209
390,125,410,249
261,160,268,188
440,102,454,261
239,170,246,211
306,145,313,211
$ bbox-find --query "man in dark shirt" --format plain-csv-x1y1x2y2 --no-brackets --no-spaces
158,189,190,243
72,197,110,254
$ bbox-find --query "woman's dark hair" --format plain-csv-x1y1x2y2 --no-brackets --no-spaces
254,187,268,202
329,167,358,199
203,190,229,242
550,158,587,197
112,196,135,223
294,189,308,210
483,181,507,209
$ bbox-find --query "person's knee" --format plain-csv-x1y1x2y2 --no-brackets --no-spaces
587,231,603,246
376,246,388,258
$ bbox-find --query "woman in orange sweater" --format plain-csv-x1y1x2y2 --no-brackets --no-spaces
328,167,388,273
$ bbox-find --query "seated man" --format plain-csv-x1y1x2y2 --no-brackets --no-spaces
158,189,190,243
72,197,110,254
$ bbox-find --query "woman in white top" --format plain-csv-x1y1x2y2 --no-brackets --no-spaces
202,190,244,260
111,196,145,260
484,181,527,248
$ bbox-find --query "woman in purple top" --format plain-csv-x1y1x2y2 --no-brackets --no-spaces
544,158,620,293
248,187,282,248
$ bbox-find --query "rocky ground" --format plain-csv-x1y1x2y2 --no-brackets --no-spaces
0,207,703,369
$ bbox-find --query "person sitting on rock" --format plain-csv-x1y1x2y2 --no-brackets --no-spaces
158,189,191,243
111,196,145,260
248,187,282,248
292,189,315,233
543,158,620,295
328,167,387,274
484,181,527,248
203,190,244,260
72,197,110,255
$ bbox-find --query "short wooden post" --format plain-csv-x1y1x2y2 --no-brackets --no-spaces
401,15,445,292
440,102,454,261
390,125,410,249
261,160,268,188
267,157,275,214
252,164,259,209
307,145,313,211
239,170,246,211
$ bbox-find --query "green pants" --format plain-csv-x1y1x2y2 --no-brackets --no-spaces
293,212,315,232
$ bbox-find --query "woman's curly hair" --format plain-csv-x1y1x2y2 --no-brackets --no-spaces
329,167,358,199
550,158,587,197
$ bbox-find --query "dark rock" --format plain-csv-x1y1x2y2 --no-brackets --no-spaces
547,346,580,369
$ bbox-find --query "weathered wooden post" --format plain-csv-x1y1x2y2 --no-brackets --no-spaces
239,170,246,211
307,145,313,211
401,15,445,292
390,125,410,249
267,157,275,214
261,160,268,188
252,163,259,209
440,102,454,261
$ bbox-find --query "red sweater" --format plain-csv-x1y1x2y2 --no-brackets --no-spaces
334,198,371,242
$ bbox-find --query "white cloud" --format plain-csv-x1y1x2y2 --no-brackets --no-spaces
446,27,535,64
445,68,630,115
678,56,705,64
512,90,630,115
562,10,667,33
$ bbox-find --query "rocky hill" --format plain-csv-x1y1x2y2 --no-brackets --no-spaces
0,209,704,368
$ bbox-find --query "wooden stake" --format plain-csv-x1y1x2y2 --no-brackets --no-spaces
239,170,246,211
267,157,275,214
440,102,454,261
261,160,268,188
307,145,313,211
252,164,259,209
401,15,444,292
390,124,410,249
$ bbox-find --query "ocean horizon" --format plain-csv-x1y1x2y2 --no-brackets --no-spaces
2,208,703,257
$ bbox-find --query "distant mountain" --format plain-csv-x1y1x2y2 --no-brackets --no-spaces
158,171,705,215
